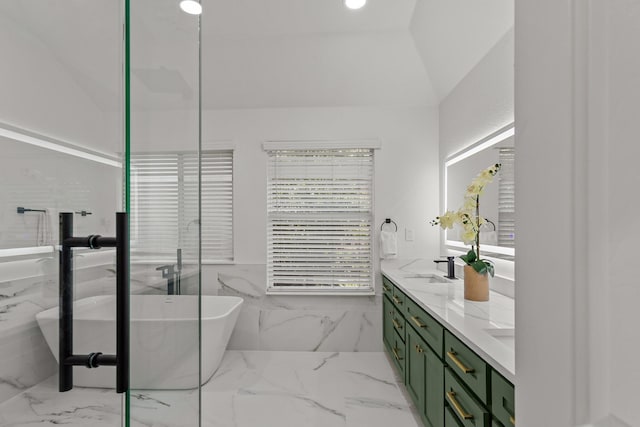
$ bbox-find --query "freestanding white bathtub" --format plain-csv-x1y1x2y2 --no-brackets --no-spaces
36,295,243,390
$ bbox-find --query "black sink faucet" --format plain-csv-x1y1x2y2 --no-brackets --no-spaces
433,256,457,279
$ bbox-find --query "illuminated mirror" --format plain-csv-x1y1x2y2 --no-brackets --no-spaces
445,124,515,260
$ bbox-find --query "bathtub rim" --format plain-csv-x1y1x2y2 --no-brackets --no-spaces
35,295,243,323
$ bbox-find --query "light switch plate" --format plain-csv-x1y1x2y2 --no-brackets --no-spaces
405,228,414,241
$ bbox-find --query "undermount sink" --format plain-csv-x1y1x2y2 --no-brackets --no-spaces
485,328,515,348
401,274,451,284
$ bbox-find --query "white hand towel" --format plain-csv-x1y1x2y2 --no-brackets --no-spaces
36,209,53,246
380,230,398,259
479,230,498,245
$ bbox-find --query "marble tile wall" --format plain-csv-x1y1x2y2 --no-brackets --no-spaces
207,264,383,352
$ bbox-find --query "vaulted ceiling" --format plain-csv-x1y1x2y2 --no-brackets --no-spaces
0,0,513,111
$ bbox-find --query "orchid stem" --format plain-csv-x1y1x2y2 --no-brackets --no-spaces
475,195,480,260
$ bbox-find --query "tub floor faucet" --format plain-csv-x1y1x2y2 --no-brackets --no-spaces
156,264,176,295
433,256,457,279
156,249,183,295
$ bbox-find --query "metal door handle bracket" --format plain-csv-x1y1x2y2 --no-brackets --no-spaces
59,212,129,393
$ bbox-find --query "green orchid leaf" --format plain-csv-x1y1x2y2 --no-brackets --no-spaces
460,250,476,265
479,259,495,277
471,260,488,275
485,262,495,277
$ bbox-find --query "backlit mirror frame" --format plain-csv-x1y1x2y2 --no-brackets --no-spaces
444,123,515,258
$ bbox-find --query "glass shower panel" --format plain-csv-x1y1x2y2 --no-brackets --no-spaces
128,1,201,426
0,1,125,426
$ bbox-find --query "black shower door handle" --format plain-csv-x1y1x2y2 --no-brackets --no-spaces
59,212,129,393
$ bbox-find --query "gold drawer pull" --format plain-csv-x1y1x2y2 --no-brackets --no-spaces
392,347,403,361
392,319,403,329
510,415,516,425
392,296,403,305
410,316,427,328
446,391,474,420
383,284,391,292
414,344,424,353
447,351,475,374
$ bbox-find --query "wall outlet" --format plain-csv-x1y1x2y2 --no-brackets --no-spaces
405,228,414,241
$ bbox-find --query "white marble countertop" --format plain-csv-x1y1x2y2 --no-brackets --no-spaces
381,259,515,383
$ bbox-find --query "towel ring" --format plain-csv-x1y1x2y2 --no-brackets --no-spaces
380,218,398,232
482,219,496,231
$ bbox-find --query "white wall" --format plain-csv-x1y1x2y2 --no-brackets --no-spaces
0,8,121,155
0,138,121,249
132,105,440,351
204,106,440,265
439,27,514,158
434,27,515,292
410,0,514,102
601,3,640,422
139,106,441,266
0,4,123,404
516,1,640,426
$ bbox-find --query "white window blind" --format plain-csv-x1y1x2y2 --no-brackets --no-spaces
498,147,515,247
266,148,374,293
130,150,233,263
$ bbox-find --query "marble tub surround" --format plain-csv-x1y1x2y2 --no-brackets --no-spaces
0,254,121,404
214,264,382,352
382,258,515,382
0,351,422,427
0,323,57,404
0,257,198,404
0,261,193,338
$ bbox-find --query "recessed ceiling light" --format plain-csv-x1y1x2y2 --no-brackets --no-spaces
180,0,202,15
344,0,367,10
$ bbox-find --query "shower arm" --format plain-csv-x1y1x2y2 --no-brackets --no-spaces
59,212,129,393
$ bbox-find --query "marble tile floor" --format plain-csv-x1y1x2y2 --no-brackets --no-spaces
0,351,422,427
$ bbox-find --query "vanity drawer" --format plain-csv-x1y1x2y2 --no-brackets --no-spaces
391,311,406,340
382,296,395,351
391,285,406,311
491,371,515,426
389,330,406,377
405,297,443,357
445,368,491,427
445,405,464,427
382,276,394,298
445,331,489,404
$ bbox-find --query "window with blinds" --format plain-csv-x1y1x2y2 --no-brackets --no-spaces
266,148,374,293
498,147,515,247
130,150,233,263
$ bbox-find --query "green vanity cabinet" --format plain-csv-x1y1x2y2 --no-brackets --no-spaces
391,284,406,312
491,371,515,427
381,274,516,427
406,297,444,357
383,286,406,376
444,331,489,404
389,328,406,376
444,368,491,427
407,325,445,427
382,276,394,298
406,326,426,410
445,406,464,427
383,295,395,351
